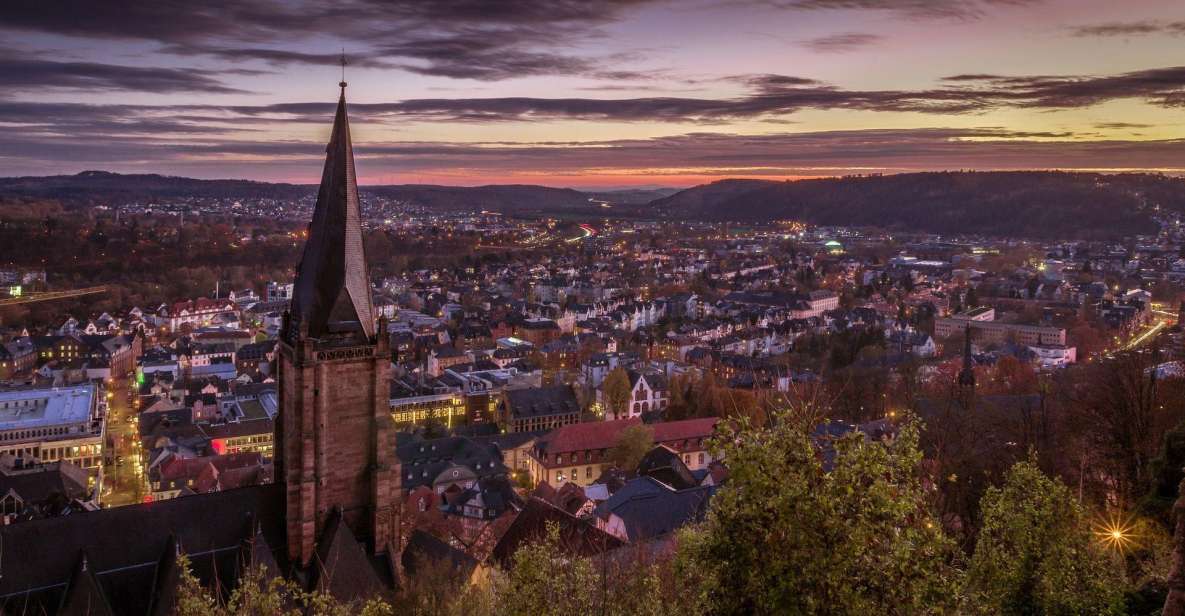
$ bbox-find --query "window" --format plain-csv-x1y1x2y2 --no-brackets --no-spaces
698,453,705,465
585,466,592,479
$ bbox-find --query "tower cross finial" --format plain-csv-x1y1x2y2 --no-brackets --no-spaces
339,49,347,89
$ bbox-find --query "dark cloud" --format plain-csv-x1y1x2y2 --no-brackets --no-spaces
377,33,596,81
0,58,247,93
1094,122,1154,130
159,45,399,70
0,0,662,83
1070,20,1185,38
800,32,882,52
6,127,1185,181
767,0,1041,20
7,63,1185,130
944,67,1185,109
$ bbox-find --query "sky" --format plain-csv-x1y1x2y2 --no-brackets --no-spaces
3,0,1185,188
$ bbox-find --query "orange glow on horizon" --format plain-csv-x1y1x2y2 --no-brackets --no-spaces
263,172,829,189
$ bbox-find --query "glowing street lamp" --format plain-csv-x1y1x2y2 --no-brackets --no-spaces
1092,513,1138,554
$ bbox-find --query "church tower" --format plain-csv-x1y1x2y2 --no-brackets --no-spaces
277,76,399,567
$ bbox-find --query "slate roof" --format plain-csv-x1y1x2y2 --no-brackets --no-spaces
310,509,390,602
593,476,715,542
0,456,90,509
401,530,478,579
236,340,275,361
490,497,624,567
636,445,698,490
286,86,375,344
0,484,285,615
503,385,580,420
396,436,507,492
57,552,113,616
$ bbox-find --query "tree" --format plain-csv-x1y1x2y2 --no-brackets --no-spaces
1143,420,1185,524
497,523,597,616
1068,353,1182,507
602,367,632,419
666,374,691,420
676,413,963,615
496,523,684,616
399,552,473,616
988,355,1038,396
174,557,395,616
607,424,655,473
965,458,1125,615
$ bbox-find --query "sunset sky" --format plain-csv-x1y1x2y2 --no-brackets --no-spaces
4,0,1185,188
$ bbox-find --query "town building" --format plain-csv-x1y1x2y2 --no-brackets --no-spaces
0,384,105,492
498,385,582,433
0,454,95,522
151,298,239,332
148,451,271,501
527,417,719,488
934,307,1067,346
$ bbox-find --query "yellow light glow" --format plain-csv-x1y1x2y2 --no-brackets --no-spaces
1093,512,1140,554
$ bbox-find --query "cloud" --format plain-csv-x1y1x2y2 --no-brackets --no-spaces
7,126,1185,183
0,0,663,83
1070,20,1185,38
1094,122,1153,130
159,45,399,70
0,58,247,94
766,0,1041,20
800,32,882,53
7,62,1185,130
942,67,1185,109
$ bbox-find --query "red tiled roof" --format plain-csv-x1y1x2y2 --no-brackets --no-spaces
159,452,263,482
652,417,719,445
540,417,719,459
167,298,234,317
542,418,640,456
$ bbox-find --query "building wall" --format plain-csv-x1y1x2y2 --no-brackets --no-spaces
505,410,579,433
278,338,400,567
390,393,466,427
529,439,712,488
934,317,1066,346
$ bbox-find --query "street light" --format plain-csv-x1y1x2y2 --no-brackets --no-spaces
1093,513,1138,554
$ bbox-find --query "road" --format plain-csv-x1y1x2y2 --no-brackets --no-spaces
101,375,146,506
565,224,597,243
1121,320,1168,352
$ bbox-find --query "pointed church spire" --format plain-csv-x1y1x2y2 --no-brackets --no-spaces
286,77,376,343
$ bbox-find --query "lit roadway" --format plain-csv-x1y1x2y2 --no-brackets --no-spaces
566,224,597,243
101,375,145,507
1122,320,1168,351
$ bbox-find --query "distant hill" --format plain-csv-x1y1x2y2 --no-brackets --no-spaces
3,170,1183,238
367,184,589,212
0,171,662,214
649,171,1184,239
0,171,309,204
585,187,681,205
